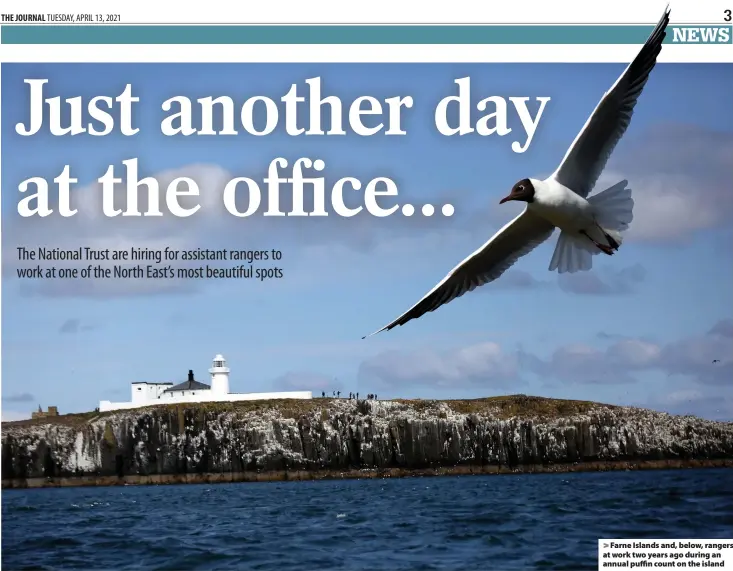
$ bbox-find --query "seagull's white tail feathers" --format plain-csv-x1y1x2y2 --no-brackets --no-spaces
587,180,634,234
548,231,598,274
549,180,634,274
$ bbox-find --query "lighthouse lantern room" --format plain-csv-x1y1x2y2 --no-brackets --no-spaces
209,354,230,396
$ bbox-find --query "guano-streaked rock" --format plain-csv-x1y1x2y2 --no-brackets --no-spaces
2,396,732,487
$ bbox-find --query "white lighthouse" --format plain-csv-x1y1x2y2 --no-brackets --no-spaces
98,352,315,412
209,354,230,396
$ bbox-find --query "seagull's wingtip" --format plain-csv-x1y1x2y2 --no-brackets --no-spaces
363,326,389,339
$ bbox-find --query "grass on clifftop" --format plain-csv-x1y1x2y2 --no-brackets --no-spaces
398,395,602,419
2,410,101,428
2,395,609,427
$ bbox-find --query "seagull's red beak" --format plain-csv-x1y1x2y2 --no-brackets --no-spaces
499,195,513,204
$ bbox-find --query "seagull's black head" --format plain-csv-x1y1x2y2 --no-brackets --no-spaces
500,179,535,204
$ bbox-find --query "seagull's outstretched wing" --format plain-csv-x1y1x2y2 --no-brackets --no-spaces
552,7,670,198
364,209,555,337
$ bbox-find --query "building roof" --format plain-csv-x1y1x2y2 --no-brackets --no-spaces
165,379,210,392
131,381,174,386
163,369,210,393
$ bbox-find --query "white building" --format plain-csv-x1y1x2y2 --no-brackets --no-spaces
98,354,312,412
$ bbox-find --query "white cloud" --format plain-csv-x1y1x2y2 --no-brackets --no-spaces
606,339,661,367
526,320,731,387
645,389,733,422
661,328,733,386
559,264,646,296
597,171,723,242
358,341,520,388
272,371,340,392
598,124,733,243
357,319,732,412
531,343,640,385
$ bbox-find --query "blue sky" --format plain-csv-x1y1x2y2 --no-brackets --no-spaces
2,63,732,421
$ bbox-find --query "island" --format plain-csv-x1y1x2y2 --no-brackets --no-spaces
2,395,732,489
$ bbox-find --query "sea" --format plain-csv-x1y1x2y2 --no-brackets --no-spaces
2,468,732,571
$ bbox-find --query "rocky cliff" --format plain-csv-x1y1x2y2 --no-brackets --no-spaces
2,396,732,487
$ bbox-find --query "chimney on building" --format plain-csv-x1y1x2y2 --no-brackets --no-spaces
188,370,194,383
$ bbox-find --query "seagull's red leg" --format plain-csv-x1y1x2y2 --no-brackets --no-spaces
580,230,614,256
593,221,621,251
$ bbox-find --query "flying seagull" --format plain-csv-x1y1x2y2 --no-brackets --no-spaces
364,7,670,338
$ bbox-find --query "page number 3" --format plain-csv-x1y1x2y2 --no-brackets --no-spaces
725,9,732,21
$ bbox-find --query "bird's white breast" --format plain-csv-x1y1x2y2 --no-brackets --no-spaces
528,178,595,231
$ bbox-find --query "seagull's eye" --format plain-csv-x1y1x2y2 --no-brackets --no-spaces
517,185,524,191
